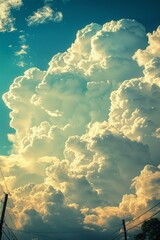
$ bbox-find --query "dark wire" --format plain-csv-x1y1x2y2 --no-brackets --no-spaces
2,230,11,240
127,209,160,232
126,201,160,226
4,222,19,240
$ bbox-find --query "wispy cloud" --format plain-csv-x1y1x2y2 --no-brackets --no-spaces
26,5,63,26
15,48,28,56
17,61,26,67
0,0,23,32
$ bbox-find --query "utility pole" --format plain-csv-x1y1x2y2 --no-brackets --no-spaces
0,193,8,240
122,219,128,240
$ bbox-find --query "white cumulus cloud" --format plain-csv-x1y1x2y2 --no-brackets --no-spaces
1,19,160,239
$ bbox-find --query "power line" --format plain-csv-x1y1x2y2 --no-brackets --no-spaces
110,202,160,240
8,228,102,235
127,209,160,232
109,226,123,239
4,209,160,240
2,230,10,240
4,228,100,240
0,194,8,240
4,222,19,240
0,171,22,240
5,209,17,229
6,206,27,240
7,222,123,236
111,231,124,240
109,222,124,238
5,207,24,240
126,201,160,227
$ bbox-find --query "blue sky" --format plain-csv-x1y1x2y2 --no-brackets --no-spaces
0,1,160,239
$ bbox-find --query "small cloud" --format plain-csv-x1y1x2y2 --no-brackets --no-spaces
21,44,29,50
19,34,26,42
26,5,63,26
54,11,63,22
17,61,25,67
15,49,27,56
0,0,23,32
15,34,29,67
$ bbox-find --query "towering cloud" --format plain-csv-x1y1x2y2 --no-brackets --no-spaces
1,19,160,239
109,26,160,163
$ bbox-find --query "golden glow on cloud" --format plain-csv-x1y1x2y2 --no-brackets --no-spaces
1,19,160,239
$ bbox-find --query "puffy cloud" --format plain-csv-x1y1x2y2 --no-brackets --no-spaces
7,182,108,240
0,0,22,32
132,165,160,202
133,26,160,67
1,19,160,239
84,165,160,233
48,19,147,85
3,19,148,158
109,78,160,163
26,5,63,26
3,162,160,239
63,122,150,206
109,26,160,163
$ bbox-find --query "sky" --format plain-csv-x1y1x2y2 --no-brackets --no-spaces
0,0,160,239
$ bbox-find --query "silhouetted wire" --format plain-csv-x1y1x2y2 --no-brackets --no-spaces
111,231,123,240
110,202,160,239
127,209,160,232
7,223,123,236
7,200,17,228
5,225,15,240
6,226,121,240
5,208,24,240
9,228,99,235
109,225,123,239
126,201,160,227
2,230,11,240
0,169,23,240
4,208,160,240
4,222,19,240
5,209,17,228
107,221,124,238
7,207,26,240
11,224,122,234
